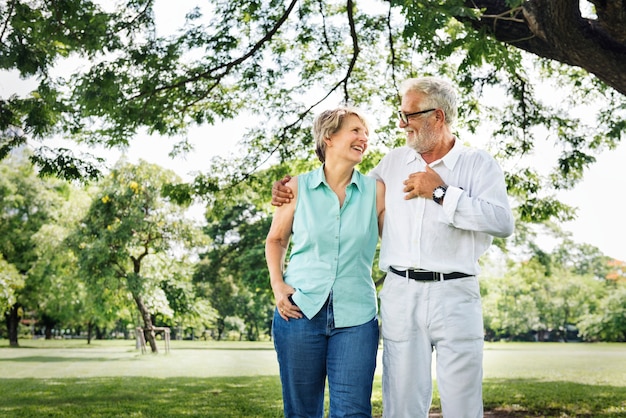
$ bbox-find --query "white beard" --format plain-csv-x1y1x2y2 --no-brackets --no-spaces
407,120,438,154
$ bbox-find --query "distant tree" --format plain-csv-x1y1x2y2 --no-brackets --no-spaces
26,188,89,339
0,155,68,345
482,256,605,341
482,259,544,340
26,185,134,342
532,267,605,341
193,268,241,341
552,239,612,279
69,160,201,353
196,202,274,341
577,285,626,342
605,259,626,284
193,161,303,340
0,255,21,321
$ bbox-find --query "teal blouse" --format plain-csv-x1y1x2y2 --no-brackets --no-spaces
284,166,379,328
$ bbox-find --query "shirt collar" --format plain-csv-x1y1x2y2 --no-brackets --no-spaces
309,165,363,192
403,137,464,169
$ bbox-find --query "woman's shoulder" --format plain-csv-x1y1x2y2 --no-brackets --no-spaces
286,175,298,188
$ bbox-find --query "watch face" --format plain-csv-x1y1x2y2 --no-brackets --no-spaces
433,186,446,203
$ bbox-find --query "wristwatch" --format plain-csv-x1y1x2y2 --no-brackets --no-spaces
432,185,447,205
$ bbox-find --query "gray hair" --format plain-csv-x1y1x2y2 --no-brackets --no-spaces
399,77,457,127
313,106,370,163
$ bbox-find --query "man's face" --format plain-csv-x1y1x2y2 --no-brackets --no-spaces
399,91,438,153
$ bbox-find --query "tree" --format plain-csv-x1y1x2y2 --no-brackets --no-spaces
0,254,22,321
451,0,626,96
531,267,604,341
606,259,626,283
70,160,201,352
196,200,274,340
0,154,69,345
193,268,242,341
552,239,611,279
481,244,614,341
25,184,132,342
577,285,626,342
26,188,87,339
482,259,544,340
1,1,624,229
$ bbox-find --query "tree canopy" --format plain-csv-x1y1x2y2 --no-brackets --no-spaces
1,0,625,226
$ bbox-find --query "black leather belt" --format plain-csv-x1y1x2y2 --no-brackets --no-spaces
389,266,472,281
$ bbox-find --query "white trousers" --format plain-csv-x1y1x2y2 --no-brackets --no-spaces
379,272,484,418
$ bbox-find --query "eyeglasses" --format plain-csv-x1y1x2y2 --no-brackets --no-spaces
397,108,436,124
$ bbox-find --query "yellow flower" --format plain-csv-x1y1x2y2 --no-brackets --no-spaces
101,195,110,204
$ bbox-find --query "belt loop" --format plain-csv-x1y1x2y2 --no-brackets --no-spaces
438,272,444,281
405,270,410,280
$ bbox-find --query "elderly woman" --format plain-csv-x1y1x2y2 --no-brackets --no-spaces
265,106,385,418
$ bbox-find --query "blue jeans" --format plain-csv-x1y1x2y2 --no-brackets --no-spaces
272,297,379,418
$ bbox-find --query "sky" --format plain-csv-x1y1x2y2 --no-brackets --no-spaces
1,0,624,263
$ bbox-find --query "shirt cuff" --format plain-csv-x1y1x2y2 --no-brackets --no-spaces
441,185,462,223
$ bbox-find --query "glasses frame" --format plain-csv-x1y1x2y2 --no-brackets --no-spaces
397,108,436,124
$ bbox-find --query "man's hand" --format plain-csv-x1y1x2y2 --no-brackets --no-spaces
403,166,444,200
271,175,293,206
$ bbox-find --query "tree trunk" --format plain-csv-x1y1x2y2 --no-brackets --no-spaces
216,318,225,341
133,293,158,353
87,321,93,344
95,326,107,339
41,314,56,340
5,304,21,347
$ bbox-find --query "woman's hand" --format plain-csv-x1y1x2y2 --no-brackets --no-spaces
273,282,302,321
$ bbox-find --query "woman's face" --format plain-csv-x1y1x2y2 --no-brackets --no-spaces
325,114,369,163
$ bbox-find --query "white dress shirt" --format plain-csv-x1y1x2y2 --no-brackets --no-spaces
369,139,514,275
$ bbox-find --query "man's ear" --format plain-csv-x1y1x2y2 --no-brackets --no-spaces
435,109,445,123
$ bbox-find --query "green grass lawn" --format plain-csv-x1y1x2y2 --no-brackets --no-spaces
0,339,624,417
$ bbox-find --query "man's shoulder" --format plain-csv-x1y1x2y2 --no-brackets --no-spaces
369,146,412,178
453,141,495,160
455,146,503,173
381,146,412,161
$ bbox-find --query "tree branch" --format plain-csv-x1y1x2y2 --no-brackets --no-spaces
462,0,626,96
225,0,363,189
135,0,299,100
342,0,360,102
386,3,399,97
0,0,15,44
318,0,334,55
